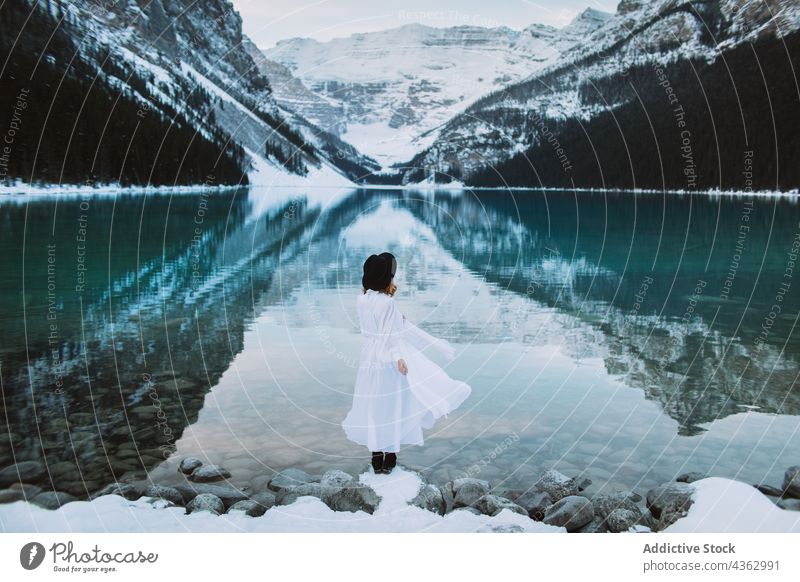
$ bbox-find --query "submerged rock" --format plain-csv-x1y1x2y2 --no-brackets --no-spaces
179,457,203,475
189,464,231,483
186,493,224,515
267,468,315,492
543,495,595,531
534,470,578,503
677,472,707,483
0,461,46,487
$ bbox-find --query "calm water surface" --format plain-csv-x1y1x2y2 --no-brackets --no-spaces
1,187,798,499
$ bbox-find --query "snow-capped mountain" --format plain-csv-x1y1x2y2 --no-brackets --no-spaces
0,0,376,188
261,10,611,167
404,0,800,190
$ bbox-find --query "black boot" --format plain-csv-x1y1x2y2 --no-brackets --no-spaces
383,452,397,473
371,451,385,474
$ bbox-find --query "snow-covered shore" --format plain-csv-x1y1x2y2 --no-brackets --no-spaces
3,171,798,199
0,466,558,533
2,465,800,534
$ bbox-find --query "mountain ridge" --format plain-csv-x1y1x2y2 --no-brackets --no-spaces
261,10,612,166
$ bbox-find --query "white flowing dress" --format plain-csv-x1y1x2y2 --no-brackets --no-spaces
342,289,471,453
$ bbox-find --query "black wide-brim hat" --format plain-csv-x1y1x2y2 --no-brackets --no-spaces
362,253,396,291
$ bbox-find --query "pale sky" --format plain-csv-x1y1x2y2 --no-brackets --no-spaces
231,0,619,49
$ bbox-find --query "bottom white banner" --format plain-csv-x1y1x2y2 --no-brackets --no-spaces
1,533,798,581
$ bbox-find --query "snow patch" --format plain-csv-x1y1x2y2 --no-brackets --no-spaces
665,477,800,533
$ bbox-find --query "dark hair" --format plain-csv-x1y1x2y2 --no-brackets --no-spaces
362,252,397,294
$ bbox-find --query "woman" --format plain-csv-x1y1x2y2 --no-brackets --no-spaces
342,252,472,474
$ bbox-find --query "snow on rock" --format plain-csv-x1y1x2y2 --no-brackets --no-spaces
665,477,800,533
0,467,562,533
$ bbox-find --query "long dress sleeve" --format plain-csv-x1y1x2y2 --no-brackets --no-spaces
381,297,456,362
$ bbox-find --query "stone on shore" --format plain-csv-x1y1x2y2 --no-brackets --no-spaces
514,490,553,521
543,495,595,531
646,482,694,519
410,484,446,516
10,482,44,499
574,516,609,533
186,493,224,515
441,482,455,513
174,482,248,508
275,483,331,506
472,494,528,517
189,464,231,483
452,478,490,508
144,485,183,505
251,491,276,512
227,500,266,517
92,482,143,501
783,466,800,499
534,470,578,503
320,470,354,488
267,468,315,492
776,498,800,511
31,491,77,510
754,483,784,497
592,491,642,522
606,508,642,532
325,482,381,514
0,489,25,504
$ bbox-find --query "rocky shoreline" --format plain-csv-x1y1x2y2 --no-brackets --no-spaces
1,458,799,532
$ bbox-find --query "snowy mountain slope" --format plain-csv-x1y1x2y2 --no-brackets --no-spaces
244,37,347,137
405,0,800,190
243,37,381,180
0,0,375,188
261,11,611,167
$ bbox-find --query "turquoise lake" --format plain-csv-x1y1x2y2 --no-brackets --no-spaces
1,187,798,499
